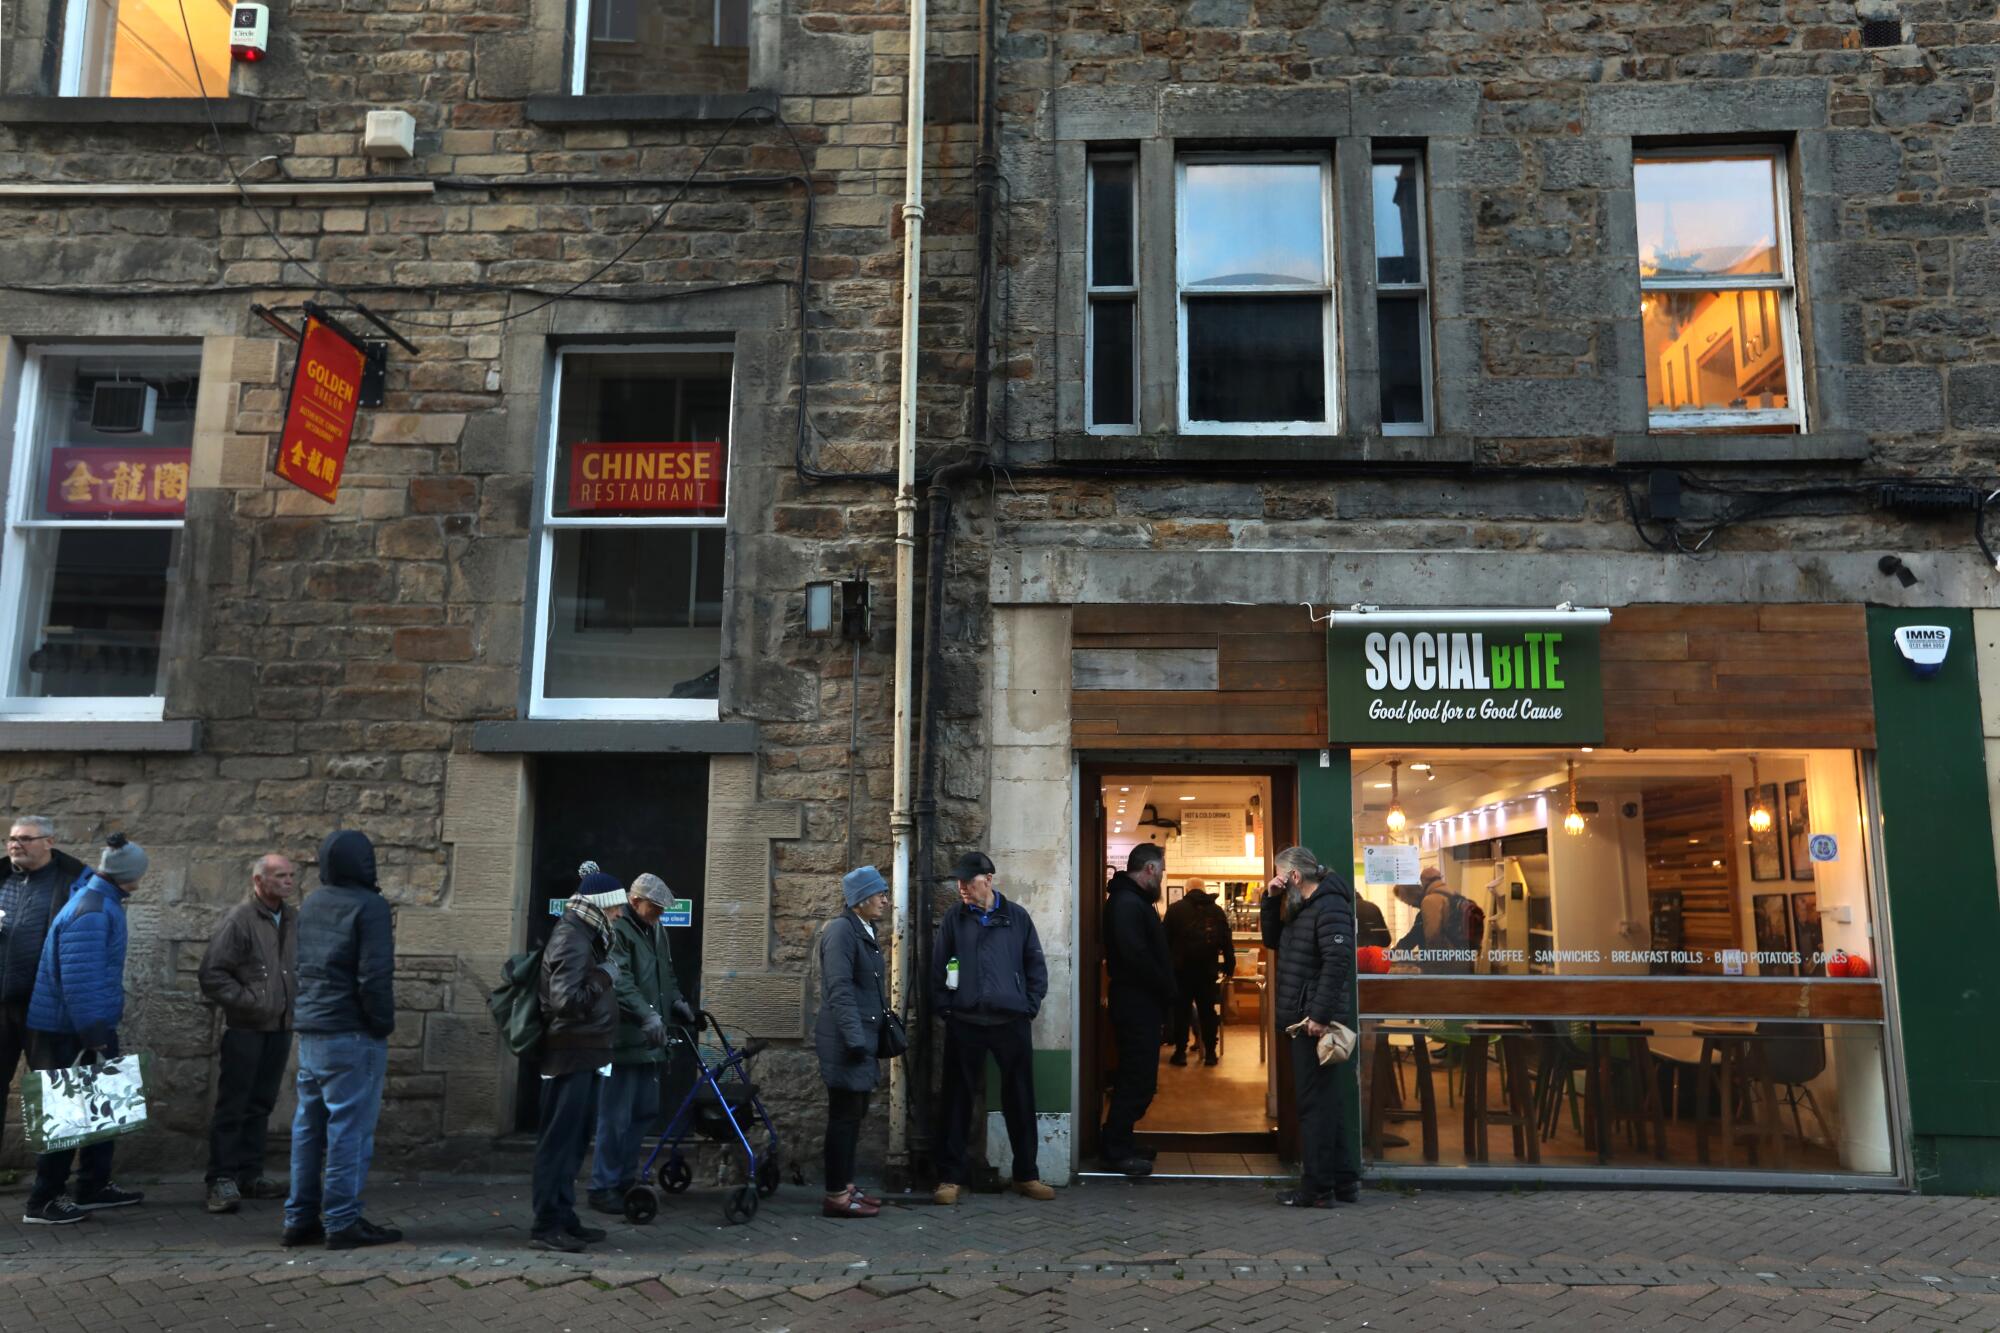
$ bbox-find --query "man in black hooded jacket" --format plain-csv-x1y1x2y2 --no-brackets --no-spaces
285,830,401,1251
1261,845,1358,1208
1099,843,1175,1175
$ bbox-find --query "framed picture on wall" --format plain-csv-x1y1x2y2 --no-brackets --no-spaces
1745,783,1784,881
1785,779,1813,882
1751,893,1794,976
1791,891,1825,976
1648,890,1684,976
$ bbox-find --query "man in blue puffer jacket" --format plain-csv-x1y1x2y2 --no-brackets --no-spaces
22,834,148,1225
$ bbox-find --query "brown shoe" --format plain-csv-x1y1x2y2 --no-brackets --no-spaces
1012,1178,1056,1201
932,1182,962,1205
823,1188,878,1219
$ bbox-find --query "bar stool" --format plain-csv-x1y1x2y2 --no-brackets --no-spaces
1366,1023,1439,1163
1693,1026,1789,1168
1461,1022,1540,1164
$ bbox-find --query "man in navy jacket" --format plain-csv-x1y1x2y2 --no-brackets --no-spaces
929,851,1054,1204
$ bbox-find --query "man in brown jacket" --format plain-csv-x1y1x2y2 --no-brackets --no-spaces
198,854,298,1214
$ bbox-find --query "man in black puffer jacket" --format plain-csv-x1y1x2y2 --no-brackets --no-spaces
531,878,620,1252
1100,843,1176,1176
1261,845,1358,1209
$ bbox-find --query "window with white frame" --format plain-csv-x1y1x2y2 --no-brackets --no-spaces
0,346,195,718
1635,147,1803,431
58,0,233,97
1177,154,1338,434
570,0,751,96
533,347,731,718
1371,149,1432,435
1086,154,1138,433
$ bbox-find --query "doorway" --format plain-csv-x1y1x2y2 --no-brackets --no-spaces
514,754,710,1131
1080,762,1297,1175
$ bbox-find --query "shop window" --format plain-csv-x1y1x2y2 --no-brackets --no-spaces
1371,149,1432,435
533,347,731,718
0,347,195,718
1636,148,1802,432
1177,154,1338,434
570,0,751,96
57,0,233,97
1085,153,1138,433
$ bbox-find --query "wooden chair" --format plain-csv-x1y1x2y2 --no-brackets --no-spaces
1366,1024,1439,1163
1462,1022,1540,1163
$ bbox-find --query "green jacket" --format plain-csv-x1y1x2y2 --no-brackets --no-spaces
610,910,685,1065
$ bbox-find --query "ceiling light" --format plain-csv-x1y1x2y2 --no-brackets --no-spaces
1120,787,1129,792
1179,795,1196,801
1410,763,1431,772
1372,782,1390,789
1747,754,1773,834
1385,760,1407,838
1563,757,1587,837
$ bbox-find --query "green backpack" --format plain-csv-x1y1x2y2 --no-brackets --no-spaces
488,948,546,1057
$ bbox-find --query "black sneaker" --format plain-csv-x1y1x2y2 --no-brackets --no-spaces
282,1221,326,1247
1168,1050,1188,1066
325,1218,403,1249
1333,1182,1361,1204
529,1229,586,1253
75,1183,143,1211
243,1178,288,1201
206,1180,242,1214
1203,1054,1220,1067
1099,1155,1154,1178
586,1189,624,1215
562,1219,607,1243
1277,1189,1333,1208
23,1196,87,1225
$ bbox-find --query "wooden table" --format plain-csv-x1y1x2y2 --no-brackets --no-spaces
1366,1023,1439,1163
1692,1024,1788,1168
1461,1022,1539,1164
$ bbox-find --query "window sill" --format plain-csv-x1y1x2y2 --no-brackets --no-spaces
523,92,777,126
1056,433,1476,465
0,719,198,752
474,719,755,754
0,96,255,127
1613,431,1869,464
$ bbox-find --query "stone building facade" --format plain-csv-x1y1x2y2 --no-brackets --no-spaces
0,0,993,1174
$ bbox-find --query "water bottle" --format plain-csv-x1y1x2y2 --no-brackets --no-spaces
946,957,960,991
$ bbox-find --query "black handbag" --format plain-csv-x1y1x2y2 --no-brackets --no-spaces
877,1010,908,1059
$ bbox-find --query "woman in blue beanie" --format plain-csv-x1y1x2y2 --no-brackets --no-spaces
813,866,890,1218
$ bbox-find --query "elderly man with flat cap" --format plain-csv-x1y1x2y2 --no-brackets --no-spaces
929,850,1054,1204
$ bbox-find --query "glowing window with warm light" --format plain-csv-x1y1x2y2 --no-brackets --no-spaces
60,0,234,98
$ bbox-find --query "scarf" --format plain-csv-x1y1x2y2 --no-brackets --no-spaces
565,894,612,951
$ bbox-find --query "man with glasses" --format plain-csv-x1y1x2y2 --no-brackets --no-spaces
0,817,86,1157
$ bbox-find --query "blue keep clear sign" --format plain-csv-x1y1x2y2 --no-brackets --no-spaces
663,898,694,928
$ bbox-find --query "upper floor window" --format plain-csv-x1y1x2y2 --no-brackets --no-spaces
1177,154,1338,434
1086,154,1138,433
1636,148,1802,431
59,0,232,97
532,347,731,719
0,346,195,718
1372,149,1432,436
570,0,751,96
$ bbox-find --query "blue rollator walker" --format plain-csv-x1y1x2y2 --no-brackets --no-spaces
626,1009,783,1225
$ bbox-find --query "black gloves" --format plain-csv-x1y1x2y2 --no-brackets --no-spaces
671,998,698,1027
640,1013,668,1048
597,957,620,987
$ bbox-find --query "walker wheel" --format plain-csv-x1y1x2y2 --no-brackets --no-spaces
659,1158,692,1194
755,1156,781,1199
724,1183,759,1225
623,1185,658,1224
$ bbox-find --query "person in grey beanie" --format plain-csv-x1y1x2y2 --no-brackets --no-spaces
23,833,148,1224
813,866,890,1218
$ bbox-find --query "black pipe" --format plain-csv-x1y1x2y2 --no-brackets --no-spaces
908,0,1001,1175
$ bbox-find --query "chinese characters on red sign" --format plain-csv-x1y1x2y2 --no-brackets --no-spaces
273,317,366,504
44,448,192,517
566,441,725,513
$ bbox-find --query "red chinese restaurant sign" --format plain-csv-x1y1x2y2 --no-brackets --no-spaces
46,448,191,517
273,316,366,504
567,441,725,512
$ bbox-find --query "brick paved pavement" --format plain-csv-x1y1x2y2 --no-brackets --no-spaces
1,1176,1997,1330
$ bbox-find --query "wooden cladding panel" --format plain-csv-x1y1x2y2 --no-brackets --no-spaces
1068,603,1873,752
1358,976,1886,1022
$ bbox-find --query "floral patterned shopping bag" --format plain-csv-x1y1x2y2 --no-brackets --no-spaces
20,1055,150,1153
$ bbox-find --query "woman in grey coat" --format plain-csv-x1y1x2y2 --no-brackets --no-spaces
815,866,889,1218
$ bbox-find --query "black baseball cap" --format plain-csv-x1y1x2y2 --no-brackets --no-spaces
951,851,996,882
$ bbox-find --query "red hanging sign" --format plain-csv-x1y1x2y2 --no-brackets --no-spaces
273,316,366,504
566,441,725,513
45,447,191,517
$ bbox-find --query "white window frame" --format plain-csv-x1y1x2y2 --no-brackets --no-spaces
570,0,748,93
1371,147,1433,438
1085,152,1139,436
529,343,732,721
58,0,227,97
1637,145,1806,434
0,343,194,722
1175,151,1340,436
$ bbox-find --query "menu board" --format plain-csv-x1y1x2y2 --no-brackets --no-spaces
1179,806,1242,860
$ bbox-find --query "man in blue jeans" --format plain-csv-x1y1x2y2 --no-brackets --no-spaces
285,829,401,1250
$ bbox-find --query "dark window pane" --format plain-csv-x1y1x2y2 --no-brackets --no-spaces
585,0,749,95
546,528,724,699
1090,298,1135,427
1185,296,1326,423
1090,159,1135,288
1372,158,1424,286
1377,296,1427,425
15,529,174,698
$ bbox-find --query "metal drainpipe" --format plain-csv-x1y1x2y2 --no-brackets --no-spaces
886,0,929,1185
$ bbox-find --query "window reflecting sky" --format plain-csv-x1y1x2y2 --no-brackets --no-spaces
1181,163,1325,287
1636,156,1782,278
